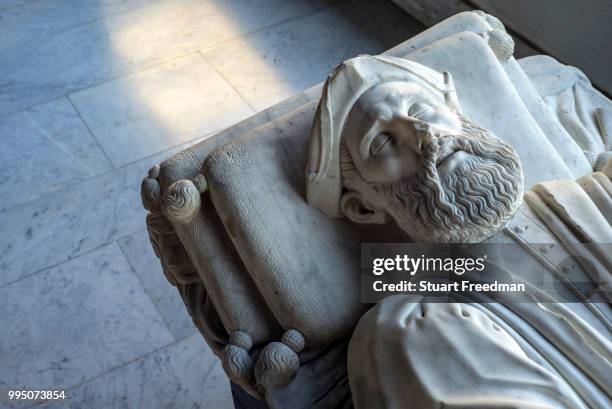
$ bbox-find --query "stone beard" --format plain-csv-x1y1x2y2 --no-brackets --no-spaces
340,114,525,242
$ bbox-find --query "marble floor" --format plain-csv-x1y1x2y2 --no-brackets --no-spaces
0,0,423,407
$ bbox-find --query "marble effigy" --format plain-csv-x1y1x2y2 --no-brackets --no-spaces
306,51,611,408
141,11,611,408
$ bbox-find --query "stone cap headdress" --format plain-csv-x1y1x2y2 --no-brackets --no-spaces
306,55,460,217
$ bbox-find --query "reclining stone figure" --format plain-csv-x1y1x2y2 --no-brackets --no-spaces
141,11,611,409
306,54,611,409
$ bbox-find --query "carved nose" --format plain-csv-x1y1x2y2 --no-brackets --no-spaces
412,123,434,156
403,116,433,156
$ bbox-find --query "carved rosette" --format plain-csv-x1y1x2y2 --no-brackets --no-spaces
163,179,202,225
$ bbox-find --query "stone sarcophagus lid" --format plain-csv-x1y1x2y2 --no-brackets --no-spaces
141,10,611,402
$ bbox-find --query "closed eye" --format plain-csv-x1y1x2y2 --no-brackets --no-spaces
370,133,393,157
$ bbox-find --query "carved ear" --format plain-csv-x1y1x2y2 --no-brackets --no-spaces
340,191,388,224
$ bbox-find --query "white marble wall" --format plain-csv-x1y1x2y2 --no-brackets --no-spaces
0,0,423,407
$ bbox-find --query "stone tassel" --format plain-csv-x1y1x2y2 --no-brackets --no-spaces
255,329,305,389
141,165,162,213
222,331,261,397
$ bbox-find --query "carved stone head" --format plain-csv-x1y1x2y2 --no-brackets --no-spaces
306,55,524,242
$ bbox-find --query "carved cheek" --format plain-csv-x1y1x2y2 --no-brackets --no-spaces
393,148,421,179
364,148,420,184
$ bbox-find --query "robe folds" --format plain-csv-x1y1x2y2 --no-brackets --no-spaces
348,171,612,409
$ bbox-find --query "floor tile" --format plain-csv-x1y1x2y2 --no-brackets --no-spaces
0,146,184,287
40,334,233,409
203,0,423,111
118,229,197,340
0,0,314,117
0,97,112,212
0,243,174,390
0,0,37,12
70,53,254,167
0,0,157,51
